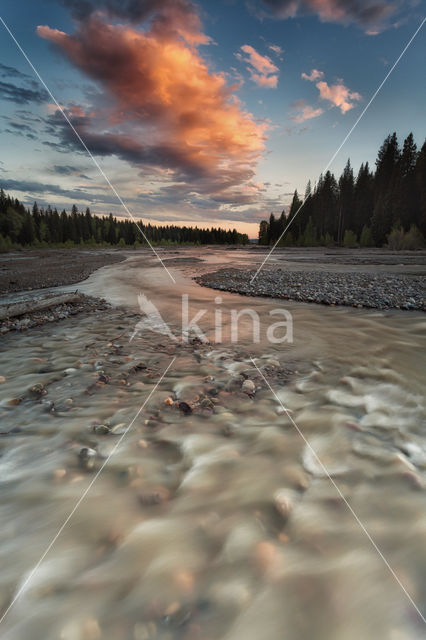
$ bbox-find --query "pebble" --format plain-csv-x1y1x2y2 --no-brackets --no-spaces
178,401,192,415
29,383,46,397
266,359,280,367
110,422,127,434
78,447,97,470
0,376,6,383
241,379,256,395
2,397,21,407
93,424,111,435
273,489,294,519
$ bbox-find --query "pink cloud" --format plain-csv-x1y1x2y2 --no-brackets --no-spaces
236,44,279,88
268,43,284,59
291,100,324,122
301,68,324,82
301,69,361,114
37,7,270,209
316,80,361,113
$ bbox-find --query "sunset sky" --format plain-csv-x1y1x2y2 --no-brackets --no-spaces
0,0,424,237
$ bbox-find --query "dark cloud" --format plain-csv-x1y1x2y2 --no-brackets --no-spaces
4,121,33,132
4,129,37,139
40,93,261,196
14,110,43,123
53,164,92,179
0,63,32,80
0,80,49,105
1,117,38,140
59,0,198,23
0,62,48,107
255,0,400,30
0,177,121,204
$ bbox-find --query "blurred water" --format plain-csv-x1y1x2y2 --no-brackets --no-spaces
0,249,425,639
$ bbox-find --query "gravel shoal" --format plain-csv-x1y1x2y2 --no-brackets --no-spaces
0,294,111,334
0,249,126,294
196,268,425,311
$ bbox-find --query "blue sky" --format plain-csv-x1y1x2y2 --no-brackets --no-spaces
0,0,424,236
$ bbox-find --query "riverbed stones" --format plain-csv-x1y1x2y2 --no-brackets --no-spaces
78,447,97,470
273,489,294,520
29,382,46,397
93,424,111,435
196,268,425,311
241,379,256,396
178,401,193,415
64,367,79,375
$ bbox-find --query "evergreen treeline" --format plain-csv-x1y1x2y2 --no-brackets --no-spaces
259,132,426,249
0,190,248,250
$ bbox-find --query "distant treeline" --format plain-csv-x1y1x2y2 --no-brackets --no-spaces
0,190,249,250
259,132,426,249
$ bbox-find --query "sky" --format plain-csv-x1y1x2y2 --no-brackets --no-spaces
0,0,425,237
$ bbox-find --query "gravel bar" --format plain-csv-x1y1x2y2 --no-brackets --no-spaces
196,268,425,311
0,294,111,334
0,249,126,294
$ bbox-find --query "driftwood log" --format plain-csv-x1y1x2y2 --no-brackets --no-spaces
0,292,83,320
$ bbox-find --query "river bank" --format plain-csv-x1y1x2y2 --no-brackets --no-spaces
196,267,426,310
0,248,127,294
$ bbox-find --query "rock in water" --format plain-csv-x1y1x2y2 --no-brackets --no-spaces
178,401,192,415
78,447,97,470
273,489,294,520
242,379,256,396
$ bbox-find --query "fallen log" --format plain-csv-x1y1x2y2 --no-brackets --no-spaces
0,292,83,320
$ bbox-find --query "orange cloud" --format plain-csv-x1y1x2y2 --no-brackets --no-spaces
37,10,266,198
291,100,323,122
236,44,279,88
316,80,361,113
302,68,361,114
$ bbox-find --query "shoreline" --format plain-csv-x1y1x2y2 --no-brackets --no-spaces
0,248,128,295
196,267,425,311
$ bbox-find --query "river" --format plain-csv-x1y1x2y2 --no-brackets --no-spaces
0,248,425,639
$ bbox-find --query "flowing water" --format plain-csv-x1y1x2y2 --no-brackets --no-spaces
0,249,425,640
